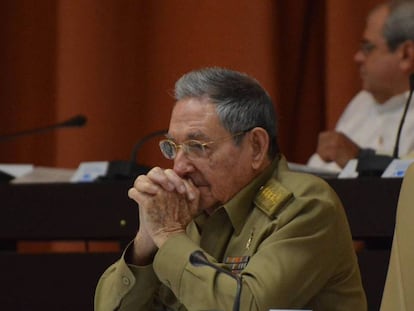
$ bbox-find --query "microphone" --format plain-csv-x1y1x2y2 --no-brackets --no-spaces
357,73,414,177
0,170,14,183
393,73,414,158
129,129,168,165
97,129,167,181
0,114,87,142
0,114,87,183
189,250,242,311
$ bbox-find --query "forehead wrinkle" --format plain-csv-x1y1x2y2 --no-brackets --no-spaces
168,97,225,143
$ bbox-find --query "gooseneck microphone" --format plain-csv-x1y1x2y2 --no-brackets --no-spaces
189,250,242,311
392,73,414,158
0,114,87,142
97,129,167,181
129,129,167,165
0,114,87,183
357,73,414,176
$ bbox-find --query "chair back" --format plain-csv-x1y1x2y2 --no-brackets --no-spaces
380,163,414,311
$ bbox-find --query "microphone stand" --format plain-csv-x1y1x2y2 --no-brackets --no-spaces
0,114,87,183
0,170,14,183
97,129,167,181
357,73,414,177
189,250,242,311
392,73,414,158
129,129,167,165
0,114,87,142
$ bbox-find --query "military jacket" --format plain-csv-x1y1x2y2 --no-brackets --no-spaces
95,156,367,311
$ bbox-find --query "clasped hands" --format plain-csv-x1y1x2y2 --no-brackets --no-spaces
127,167,201,264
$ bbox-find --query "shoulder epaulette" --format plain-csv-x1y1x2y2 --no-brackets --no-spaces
254,178,293,218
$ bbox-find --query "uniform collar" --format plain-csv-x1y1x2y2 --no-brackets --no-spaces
220,156,280,235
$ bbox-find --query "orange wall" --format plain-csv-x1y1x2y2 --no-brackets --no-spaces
0,1,384,167
325,0,383,128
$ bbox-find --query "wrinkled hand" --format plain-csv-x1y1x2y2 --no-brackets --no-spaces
128,167,200,249
316,131,360,168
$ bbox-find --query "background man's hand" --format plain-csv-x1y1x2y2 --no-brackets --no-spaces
316,131,360,168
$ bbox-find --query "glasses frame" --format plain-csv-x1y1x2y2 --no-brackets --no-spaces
159,127,254,160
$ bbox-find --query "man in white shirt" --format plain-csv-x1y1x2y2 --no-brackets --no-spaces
308,1,414,172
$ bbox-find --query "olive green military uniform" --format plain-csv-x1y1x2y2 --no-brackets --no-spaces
95,156,367,311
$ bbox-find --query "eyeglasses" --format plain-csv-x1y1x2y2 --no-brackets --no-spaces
359,40,377,55
159,128,253,160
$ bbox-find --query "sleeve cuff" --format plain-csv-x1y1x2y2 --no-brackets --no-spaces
153,232,200,294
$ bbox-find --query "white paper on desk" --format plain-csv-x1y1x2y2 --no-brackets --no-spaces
11,166,75,183
288,162,339,178
382,159,414,178
338,159,359,179
0,164,34,177
71,161,109,182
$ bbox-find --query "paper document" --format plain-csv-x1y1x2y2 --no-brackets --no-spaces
382,159,414,178
338,159,359,179
11,167,75,183
0,164,34,177
288,162,339,178
71,161,109,182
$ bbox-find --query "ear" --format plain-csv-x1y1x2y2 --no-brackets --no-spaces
247,127,269,170
398,40,414,72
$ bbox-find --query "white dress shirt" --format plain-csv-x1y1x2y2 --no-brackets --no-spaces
307,90,414,171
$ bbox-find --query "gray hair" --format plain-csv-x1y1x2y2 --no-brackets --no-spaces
174,67,279,158
383,1,414,50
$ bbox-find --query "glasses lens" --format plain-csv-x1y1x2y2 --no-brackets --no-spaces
159,140,176,159
184,140,206,158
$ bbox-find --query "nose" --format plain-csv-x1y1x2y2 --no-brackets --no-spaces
173,150,195,177
354,49,365,64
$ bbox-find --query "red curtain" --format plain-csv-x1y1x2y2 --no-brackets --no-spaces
0,0,384,168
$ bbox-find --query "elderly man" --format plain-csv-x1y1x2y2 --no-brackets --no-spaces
95,67,366,311
308,0,414,172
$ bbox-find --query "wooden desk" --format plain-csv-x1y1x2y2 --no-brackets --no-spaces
327,177,402,311
0,182,137,240
1,178,402,240
327,177,402,238
0,181,136,310
0,178,402,311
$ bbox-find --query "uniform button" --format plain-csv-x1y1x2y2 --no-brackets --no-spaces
122,276,130,286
